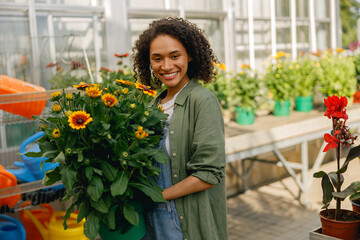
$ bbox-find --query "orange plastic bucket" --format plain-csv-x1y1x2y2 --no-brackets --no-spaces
20,202,54,240
0,75,47,119
0,165,21,208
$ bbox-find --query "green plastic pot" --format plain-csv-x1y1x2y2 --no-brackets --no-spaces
99,203,146,240
295,96,313,112
273,100,290,117
235,106,255,125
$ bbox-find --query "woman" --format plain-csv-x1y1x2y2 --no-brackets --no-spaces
132,17,228,240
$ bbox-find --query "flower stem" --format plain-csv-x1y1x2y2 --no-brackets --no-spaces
128,141,137,152
335,142,341,220
80,130,90,146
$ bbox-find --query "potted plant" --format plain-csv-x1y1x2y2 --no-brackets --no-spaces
229,64,261,125
205,63,231,122
313,95,360,240
292,56,322,112
264,52,296,117
25,55,168,240
318,50,357,100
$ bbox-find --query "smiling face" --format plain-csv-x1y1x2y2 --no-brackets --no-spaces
149,34,192,95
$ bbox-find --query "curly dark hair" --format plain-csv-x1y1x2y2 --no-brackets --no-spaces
132,17,218,89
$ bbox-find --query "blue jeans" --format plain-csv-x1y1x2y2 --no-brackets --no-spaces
141,122,183,240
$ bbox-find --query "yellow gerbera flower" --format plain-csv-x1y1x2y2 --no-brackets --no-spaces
135,126,149,140
240,63,250,69
51,91,61,100
116,79,134,85
86,85,103,98
52,104,61,112
134,82,157,97
66,93,73,100
122,88,129,94
336,48,345,53
73,82,92,90
68,111,93,130
102,93,118,107
52,128,60,138
273,51,285,59
65,110,73,117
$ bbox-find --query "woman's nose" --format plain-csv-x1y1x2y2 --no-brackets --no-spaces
161,58,172,70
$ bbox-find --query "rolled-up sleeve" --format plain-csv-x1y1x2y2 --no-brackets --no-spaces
186,95,226,185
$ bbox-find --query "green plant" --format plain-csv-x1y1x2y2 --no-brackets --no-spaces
318,50,357,99
314,95,360,220
26,70,168,240
205,64,230,110
264,53,296,102
293,56,322,97
228,65,261,112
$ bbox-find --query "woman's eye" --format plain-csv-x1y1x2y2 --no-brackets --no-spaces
172,55,179,59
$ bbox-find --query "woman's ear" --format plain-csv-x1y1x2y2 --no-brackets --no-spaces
188,56,192,62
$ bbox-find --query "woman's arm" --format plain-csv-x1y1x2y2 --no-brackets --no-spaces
162,175,214,201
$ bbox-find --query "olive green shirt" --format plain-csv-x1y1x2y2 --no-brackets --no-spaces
150,79,228,240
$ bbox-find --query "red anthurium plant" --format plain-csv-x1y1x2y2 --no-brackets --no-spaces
314,95,360,220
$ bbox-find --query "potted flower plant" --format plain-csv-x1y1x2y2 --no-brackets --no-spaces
313,95,360,240
292,56,322,112
318,50,357,100
228,64,261,125
264,52,296,117
25,55,168,240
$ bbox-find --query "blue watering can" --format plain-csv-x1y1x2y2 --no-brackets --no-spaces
0,214,26,240
7,132,62,191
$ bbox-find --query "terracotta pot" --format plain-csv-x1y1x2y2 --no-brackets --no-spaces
319,209,360,240
351,200,360,214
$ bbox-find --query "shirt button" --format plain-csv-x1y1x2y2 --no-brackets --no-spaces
172,153,176,157
170,130,174,135
173,174,178,178
179,215,184,220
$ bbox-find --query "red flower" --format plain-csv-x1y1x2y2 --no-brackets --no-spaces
100,66,112,72
323,130,341,152
45,62,59,68
324,95,348,121
114,53,129,58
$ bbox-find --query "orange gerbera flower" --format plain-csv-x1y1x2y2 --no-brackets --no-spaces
86,85,103,98
135,126,149,140
68,111,93,130
73,82,92,90
116,79,133,86
134,82,157,97
102,93,118,107
240,63,251,69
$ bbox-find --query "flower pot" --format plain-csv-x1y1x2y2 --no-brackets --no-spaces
273,100,290,117
235,106,255,125
295,96,313,112
319,209,360,240
351,199,360,214
99,204,146,240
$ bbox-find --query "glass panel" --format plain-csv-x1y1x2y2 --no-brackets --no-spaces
184,0,223,11
276,0,290,17
253,0,270,18
127,0,166,9
0,0,27,3
296,0,308,18
297,25,309,53
0,14,32,82
315,0,329,19
35,15,105,89
35,0,93,6
317,23,330,50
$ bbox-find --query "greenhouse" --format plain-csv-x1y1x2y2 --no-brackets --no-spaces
0,0,360,240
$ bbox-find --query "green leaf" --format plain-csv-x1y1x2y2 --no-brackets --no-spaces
62,204,75,230
350,192,360,201
77,201,88,223
123,203,139,226
42,167,61,186
102,207,116,229
313,171,325,178
328,172,344,189
77,152,84,162
110,171,129,196
333,181,360,199
40,150,58,169
93,168,103,176
101,161,117,181
87,176,104,202
153,151,168,164
85,166,93,181
24,151,42,157
339,146,360,173
90,197,110,213
321,173,334,205
53,151,66,164
129,182,165,202
60,165,77,191
83,212,100,240
102,122,111,130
